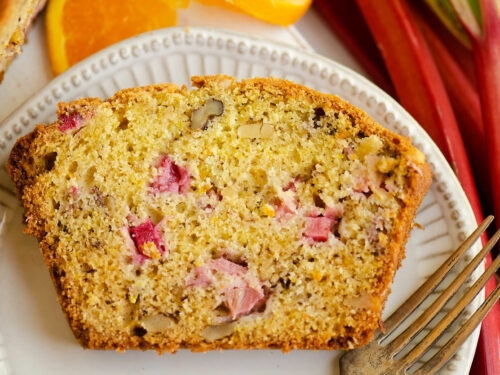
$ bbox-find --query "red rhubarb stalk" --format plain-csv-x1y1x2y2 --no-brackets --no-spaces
313,0,395,96
418,0,478,88
448,2,500,372
450,0,500,222
413,8,492,202
355,0,483,227
424,0,473,47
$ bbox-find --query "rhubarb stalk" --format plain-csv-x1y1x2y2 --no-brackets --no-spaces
446,3,500,372
413,8,492,202
450,0,500,223
424,0,474,47
418,0,478,88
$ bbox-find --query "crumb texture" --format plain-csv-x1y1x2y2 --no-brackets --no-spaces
7,75,431,353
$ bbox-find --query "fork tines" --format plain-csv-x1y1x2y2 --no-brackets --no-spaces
340,215,500,375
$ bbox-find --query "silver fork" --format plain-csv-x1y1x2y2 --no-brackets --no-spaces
340,215,500,375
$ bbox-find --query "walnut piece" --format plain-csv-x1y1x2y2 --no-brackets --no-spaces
139,314,174,333
191,98,224,130
201,322,236,341
238,123,274,138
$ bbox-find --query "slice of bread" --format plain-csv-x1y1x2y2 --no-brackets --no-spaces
0,0,47,82
7,75,431,353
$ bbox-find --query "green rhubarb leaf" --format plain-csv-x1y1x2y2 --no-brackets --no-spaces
424,0,472,47
449,0,483,38
467,0,483,27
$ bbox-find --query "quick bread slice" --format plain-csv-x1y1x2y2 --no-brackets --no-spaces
7,75,431,353
0,0,47,82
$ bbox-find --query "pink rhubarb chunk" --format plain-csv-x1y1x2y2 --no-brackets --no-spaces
353,175,371,193
128,218,166,264
186,266,212,287
58,113,83,133
187,257,266,319
209,257,247,275
275,203,295,219
224,286,265,319
186,257,247,286
304,216,335,242
70,186,79,199
324,204,343,221
150,155,190,195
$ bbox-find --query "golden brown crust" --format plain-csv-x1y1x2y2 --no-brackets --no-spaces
7,75,432,353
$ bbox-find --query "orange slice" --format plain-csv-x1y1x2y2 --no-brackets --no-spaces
194,0,242,12
46,0,187,75
222,0,311,26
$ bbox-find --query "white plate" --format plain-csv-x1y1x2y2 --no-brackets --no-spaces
0,27,482,375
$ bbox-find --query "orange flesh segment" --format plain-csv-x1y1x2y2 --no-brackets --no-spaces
225,0,312,26
61,0,177,68
196,0,311,25
194,0,242,12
